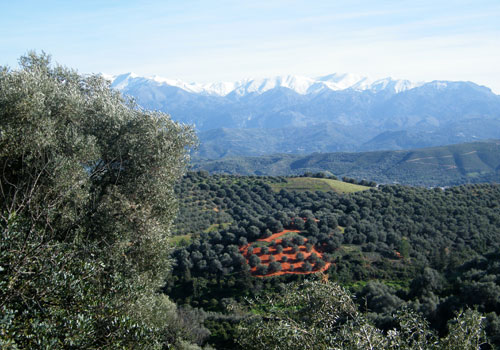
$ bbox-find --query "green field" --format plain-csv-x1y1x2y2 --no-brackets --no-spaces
204,222,231,233
171,234,192,246
271,177,370,193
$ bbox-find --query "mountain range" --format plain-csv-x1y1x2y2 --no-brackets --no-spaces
111,72,420,97
110,73,500,159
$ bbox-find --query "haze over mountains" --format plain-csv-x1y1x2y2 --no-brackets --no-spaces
111,73,500,159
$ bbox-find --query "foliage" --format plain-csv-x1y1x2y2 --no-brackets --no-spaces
168,171,500,347
0,52,196,349
237,279,487,350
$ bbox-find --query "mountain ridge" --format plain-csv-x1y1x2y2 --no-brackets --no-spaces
109,72,428,97
192,140,500,187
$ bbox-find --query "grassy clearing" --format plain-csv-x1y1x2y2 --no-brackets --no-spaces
363,251,382,261
384,279,411,291
251,241,269,248
171,234,192,246
344,279,411,293
466,172,480,178
204,222,231,233
271,177,370,193
275,231,303,240
340,244,362,253
345,280,368,291
318,178,370,193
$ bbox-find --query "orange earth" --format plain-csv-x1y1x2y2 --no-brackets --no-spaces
239,229,331,277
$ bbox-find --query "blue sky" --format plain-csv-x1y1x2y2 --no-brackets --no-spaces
2,0,500,92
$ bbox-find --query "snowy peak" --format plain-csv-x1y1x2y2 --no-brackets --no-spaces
316,73,367,90
113,73,208,94
110,72,139,90
110,72,424,96
231,75,317,95
368,78,423,93
200,81,238,96
315,74,423,93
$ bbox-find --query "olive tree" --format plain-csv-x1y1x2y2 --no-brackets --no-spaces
0,52,196,349
237,278,487,350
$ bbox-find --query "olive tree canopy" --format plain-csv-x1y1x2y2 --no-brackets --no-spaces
0,52,196,349
238,278,487,350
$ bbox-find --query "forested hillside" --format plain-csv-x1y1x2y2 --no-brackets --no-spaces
193,140,500,187
167,171,500,349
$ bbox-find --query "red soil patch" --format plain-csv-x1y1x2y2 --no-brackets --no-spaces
239,229,331,277
393,251,403,259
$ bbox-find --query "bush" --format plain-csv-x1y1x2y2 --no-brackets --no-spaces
303,261,313,272
268,262,282,273
256,264,268,275
249,254,261,267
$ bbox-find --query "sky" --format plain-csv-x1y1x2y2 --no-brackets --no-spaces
1,0,500,93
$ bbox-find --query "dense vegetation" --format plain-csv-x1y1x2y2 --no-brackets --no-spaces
193,140,500,187
168,171,500,348
0,53,199,349
238,278,486,350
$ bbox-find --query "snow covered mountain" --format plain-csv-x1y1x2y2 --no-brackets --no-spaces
110,72,422,97
108,72,500,159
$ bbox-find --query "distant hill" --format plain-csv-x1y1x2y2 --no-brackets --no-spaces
192,140,500,187
196,124,365,158
111,73,500,158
